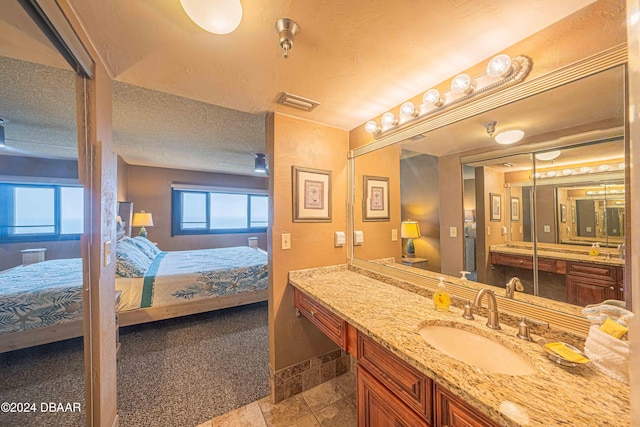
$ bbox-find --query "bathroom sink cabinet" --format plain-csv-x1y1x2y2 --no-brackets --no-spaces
294,288,498,427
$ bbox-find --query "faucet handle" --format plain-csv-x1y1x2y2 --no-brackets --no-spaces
450,295,475,320
516,317,550,341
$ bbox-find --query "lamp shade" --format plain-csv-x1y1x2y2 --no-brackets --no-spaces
132,211,154,227
401,220,421,239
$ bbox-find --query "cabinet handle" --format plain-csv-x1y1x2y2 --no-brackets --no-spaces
609,286,615,291
412,382,418,394
519,259,523,264
311,310,316,317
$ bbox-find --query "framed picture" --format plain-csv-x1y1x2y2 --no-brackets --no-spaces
292,166,332,222
363,176,390,221
560,204,567,223
510,197,520,222
490,193,501,222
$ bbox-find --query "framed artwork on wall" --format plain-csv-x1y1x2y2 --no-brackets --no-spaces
363,176,390,221
510,197,520,222
490,193,501,222
292,166,332,222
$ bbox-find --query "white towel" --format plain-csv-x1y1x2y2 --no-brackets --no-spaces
584,325,629,384
581,301,634,327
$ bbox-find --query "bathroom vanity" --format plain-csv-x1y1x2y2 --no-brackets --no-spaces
290,264,630,427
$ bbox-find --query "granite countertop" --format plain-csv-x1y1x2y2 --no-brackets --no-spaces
288,265,630,427
490,243,625,267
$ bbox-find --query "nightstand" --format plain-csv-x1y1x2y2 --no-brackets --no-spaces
401,257,429,270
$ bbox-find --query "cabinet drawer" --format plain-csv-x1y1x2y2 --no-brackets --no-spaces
434,383,497,427
295,288,347,350
358,365,429,427
566,262,617,281
358,332,431,421
491,253,533,269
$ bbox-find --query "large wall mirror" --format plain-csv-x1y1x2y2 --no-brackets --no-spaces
351,61,629,316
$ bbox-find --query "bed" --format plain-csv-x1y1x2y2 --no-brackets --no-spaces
0,239,268,353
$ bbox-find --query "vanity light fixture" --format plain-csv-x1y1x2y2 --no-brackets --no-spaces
494,129,525,145
562,169,574,176
423,89,444,106
400,102,419,117
180,0,243,35
535,162,624,180
381,112,398,127
451,73,474,94
363,54,532,137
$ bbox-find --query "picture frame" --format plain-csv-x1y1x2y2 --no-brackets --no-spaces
490,193,501,222
292,166,332,222
560,204,567,223
363,176,390,221
510,197,520,222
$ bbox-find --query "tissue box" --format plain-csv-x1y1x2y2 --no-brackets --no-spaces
584,325,629,384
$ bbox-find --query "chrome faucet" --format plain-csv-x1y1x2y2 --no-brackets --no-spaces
505,277,524,299
473,288,501,330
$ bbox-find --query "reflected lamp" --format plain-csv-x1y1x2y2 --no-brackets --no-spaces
401,220,421,258
132,210,154,238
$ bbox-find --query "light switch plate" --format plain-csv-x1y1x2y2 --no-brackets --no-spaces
449,226,457,238
391,229,398,241
544,225,551,233
104,241,112,266
281,233,291,250
334,231,345,247
487,226,491,236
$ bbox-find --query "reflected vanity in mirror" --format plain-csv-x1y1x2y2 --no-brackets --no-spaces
350,59,629,319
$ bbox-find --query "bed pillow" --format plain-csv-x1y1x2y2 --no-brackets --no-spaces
132,236,162,260
115,240,152,277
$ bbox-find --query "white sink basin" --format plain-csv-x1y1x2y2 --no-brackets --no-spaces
418,325,535,376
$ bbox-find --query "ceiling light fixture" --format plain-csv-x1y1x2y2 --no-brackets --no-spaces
275,18,299,58
180,0,243,35
483,121,497,138
494,130,525,145
381,112,398,128
534,150,561,161
400,102,419,117
364,54,532,137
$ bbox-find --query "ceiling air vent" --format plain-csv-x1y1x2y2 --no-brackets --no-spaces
277,92,320,112
494,162,515,168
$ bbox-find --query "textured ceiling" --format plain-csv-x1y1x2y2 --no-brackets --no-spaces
0,0,599,174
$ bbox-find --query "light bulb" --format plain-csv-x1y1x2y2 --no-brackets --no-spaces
546,170,557,177
597,164,610,172
423,89,443,106
180,0,243,34
400,102,417,117
487,54,513,78
618,162,625,169
381,112,398,127
562,169,574,176
534,172,541,179
364,120,379,134
451,74,473,94
494,130,524,145
586,191,594,195
579,166,592,174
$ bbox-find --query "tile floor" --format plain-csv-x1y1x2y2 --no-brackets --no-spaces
197,371,357,427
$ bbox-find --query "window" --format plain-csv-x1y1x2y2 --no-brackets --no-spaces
173,188,268,235
0,183,84,241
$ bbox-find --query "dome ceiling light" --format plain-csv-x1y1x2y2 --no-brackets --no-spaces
534,150,561,161
494,129,525,145
180,0,243,35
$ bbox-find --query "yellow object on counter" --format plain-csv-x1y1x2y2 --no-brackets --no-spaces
545,342,591,364
599,317,628,339
433,276,450,312
588,242,600,257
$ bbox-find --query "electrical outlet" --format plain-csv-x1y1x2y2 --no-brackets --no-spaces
281,233,291,250
391,229,398,241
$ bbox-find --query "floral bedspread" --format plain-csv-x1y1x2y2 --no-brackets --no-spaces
0,258,83,335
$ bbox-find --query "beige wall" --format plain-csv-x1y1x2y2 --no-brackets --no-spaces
117,155,128,201
268,112,349,371
353,145,402,262
122,163,268,251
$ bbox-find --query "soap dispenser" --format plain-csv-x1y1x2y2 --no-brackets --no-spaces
589,242,600,257
433,276,451,312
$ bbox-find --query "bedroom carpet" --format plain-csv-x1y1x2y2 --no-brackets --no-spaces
0,301,270,427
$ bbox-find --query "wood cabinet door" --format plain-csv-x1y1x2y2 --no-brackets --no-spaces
566,275,617,306
434,384,497,427
358,365,429,427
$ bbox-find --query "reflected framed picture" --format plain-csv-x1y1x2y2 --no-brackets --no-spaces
292,166,332,222
560,204,567,223
510,197,520,222
363,176,389,221
490,193,501,222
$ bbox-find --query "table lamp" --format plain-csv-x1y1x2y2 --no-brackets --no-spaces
401,220,421,258
132,210,153,238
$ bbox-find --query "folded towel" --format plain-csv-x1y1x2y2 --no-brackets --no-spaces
581,301,634,327
584,325,630,384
